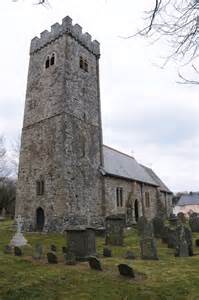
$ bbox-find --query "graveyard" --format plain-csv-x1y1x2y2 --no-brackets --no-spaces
1,218,199,300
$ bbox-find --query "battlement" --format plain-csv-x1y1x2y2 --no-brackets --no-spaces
30,16,100,57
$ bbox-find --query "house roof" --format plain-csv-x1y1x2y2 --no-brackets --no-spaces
102,145,158,187
141,165,172,193
177,193,199,206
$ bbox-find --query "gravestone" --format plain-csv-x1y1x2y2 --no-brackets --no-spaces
103,248,112,257
33,243,43,259
118,264,135,278
14,246,22,256
184,226,193,256
137,216,154,238
47,252,58,264
177,212,186,224
50,244,56,252
175,225,189,257
65,227,96,261
189,214,199,232
4,245,12,254
153,216,165,238
105,215,125,246
167,227,178,249
161,226,169,244
140,238,158,260
88,256,102,271
64,251,76,265
124,250,136,260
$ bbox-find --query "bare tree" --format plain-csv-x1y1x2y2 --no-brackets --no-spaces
0,136,10,182
140,0,199,83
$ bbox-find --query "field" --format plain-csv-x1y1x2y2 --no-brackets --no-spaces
0,220,199,300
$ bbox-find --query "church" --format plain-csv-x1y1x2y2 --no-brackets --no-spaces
15,16,172,232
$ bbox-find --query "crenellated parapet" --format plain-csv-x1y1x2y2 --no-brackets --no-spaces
30,16,100,57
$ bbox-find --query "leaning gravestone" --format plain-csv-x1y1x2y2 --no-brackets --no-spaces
88,257,102,271
184,226,193,256
189,214,199,232
105,215,125,246
65,227,96,261
33,243,43,260
118,264,135,278
47,252,58,264
14,246,22,256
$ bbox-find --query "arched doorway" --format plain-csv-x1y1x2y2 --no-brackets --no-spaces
36,207,45,231
134,199,139,222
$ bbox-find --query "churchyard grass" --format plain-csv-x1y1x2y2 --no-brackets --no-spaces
0,220,199,300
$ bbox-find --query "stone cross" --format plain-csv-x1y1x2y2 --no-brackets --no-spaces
16,215,23,233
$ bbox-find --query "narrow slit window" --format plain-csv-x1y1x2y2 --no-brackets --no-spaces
45,56,50,69
84,60,88,72
80,56,84,69
36,180,45,196
50,53,55,66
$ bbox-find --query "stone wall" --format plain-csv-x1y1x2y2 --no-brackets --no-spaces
103,176,159,223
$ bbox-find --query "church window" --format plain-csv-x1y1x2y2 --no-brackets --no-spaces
50,53,55,66
36,180,45,196
45,56,50,69
80,56,84,69
79,56,89,72
116,187,123,207
145,192,150,208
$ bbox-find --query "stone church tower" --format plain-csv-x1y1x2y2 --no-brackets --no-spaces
15,16,104,231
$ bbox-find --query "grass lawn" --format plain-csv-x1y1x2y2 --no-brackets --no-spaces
0,220,199,300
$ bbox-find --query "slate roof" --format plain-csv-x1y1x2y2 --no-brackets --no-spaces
141,165,172,194
177,193,199,206
102,145,172,193
102,145,158,186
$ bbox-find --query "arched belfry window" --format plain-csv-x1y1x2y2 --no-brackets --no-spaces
79,56,89,72
50,53,55,66
45,56,50,69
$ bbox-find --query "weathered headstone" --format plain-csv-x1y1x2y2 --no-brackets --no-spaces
88,256,102,271
47,252,58,264
65,227,96,261
4,245,12,254
14,246,22,256
153,216,165,238
103,247,112,257
137,216,154,238
118,264,135,278
105,215,125,246
177,212,186,224
64,251,76,265
189,214,199,232
175,225,189,257
124,250,136,260
33,243,43,259
167,227,178,249
50,244,57,252
184,226,193,256
140,238,158,260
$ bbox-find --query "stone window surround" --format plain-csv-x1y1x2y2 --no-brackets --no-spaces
45,52,56,69
79,56,88,72
116,187,123,207
36,180,45,196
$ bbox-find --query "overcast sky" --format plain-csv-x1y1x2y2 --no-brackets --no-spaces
0,0,199,192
